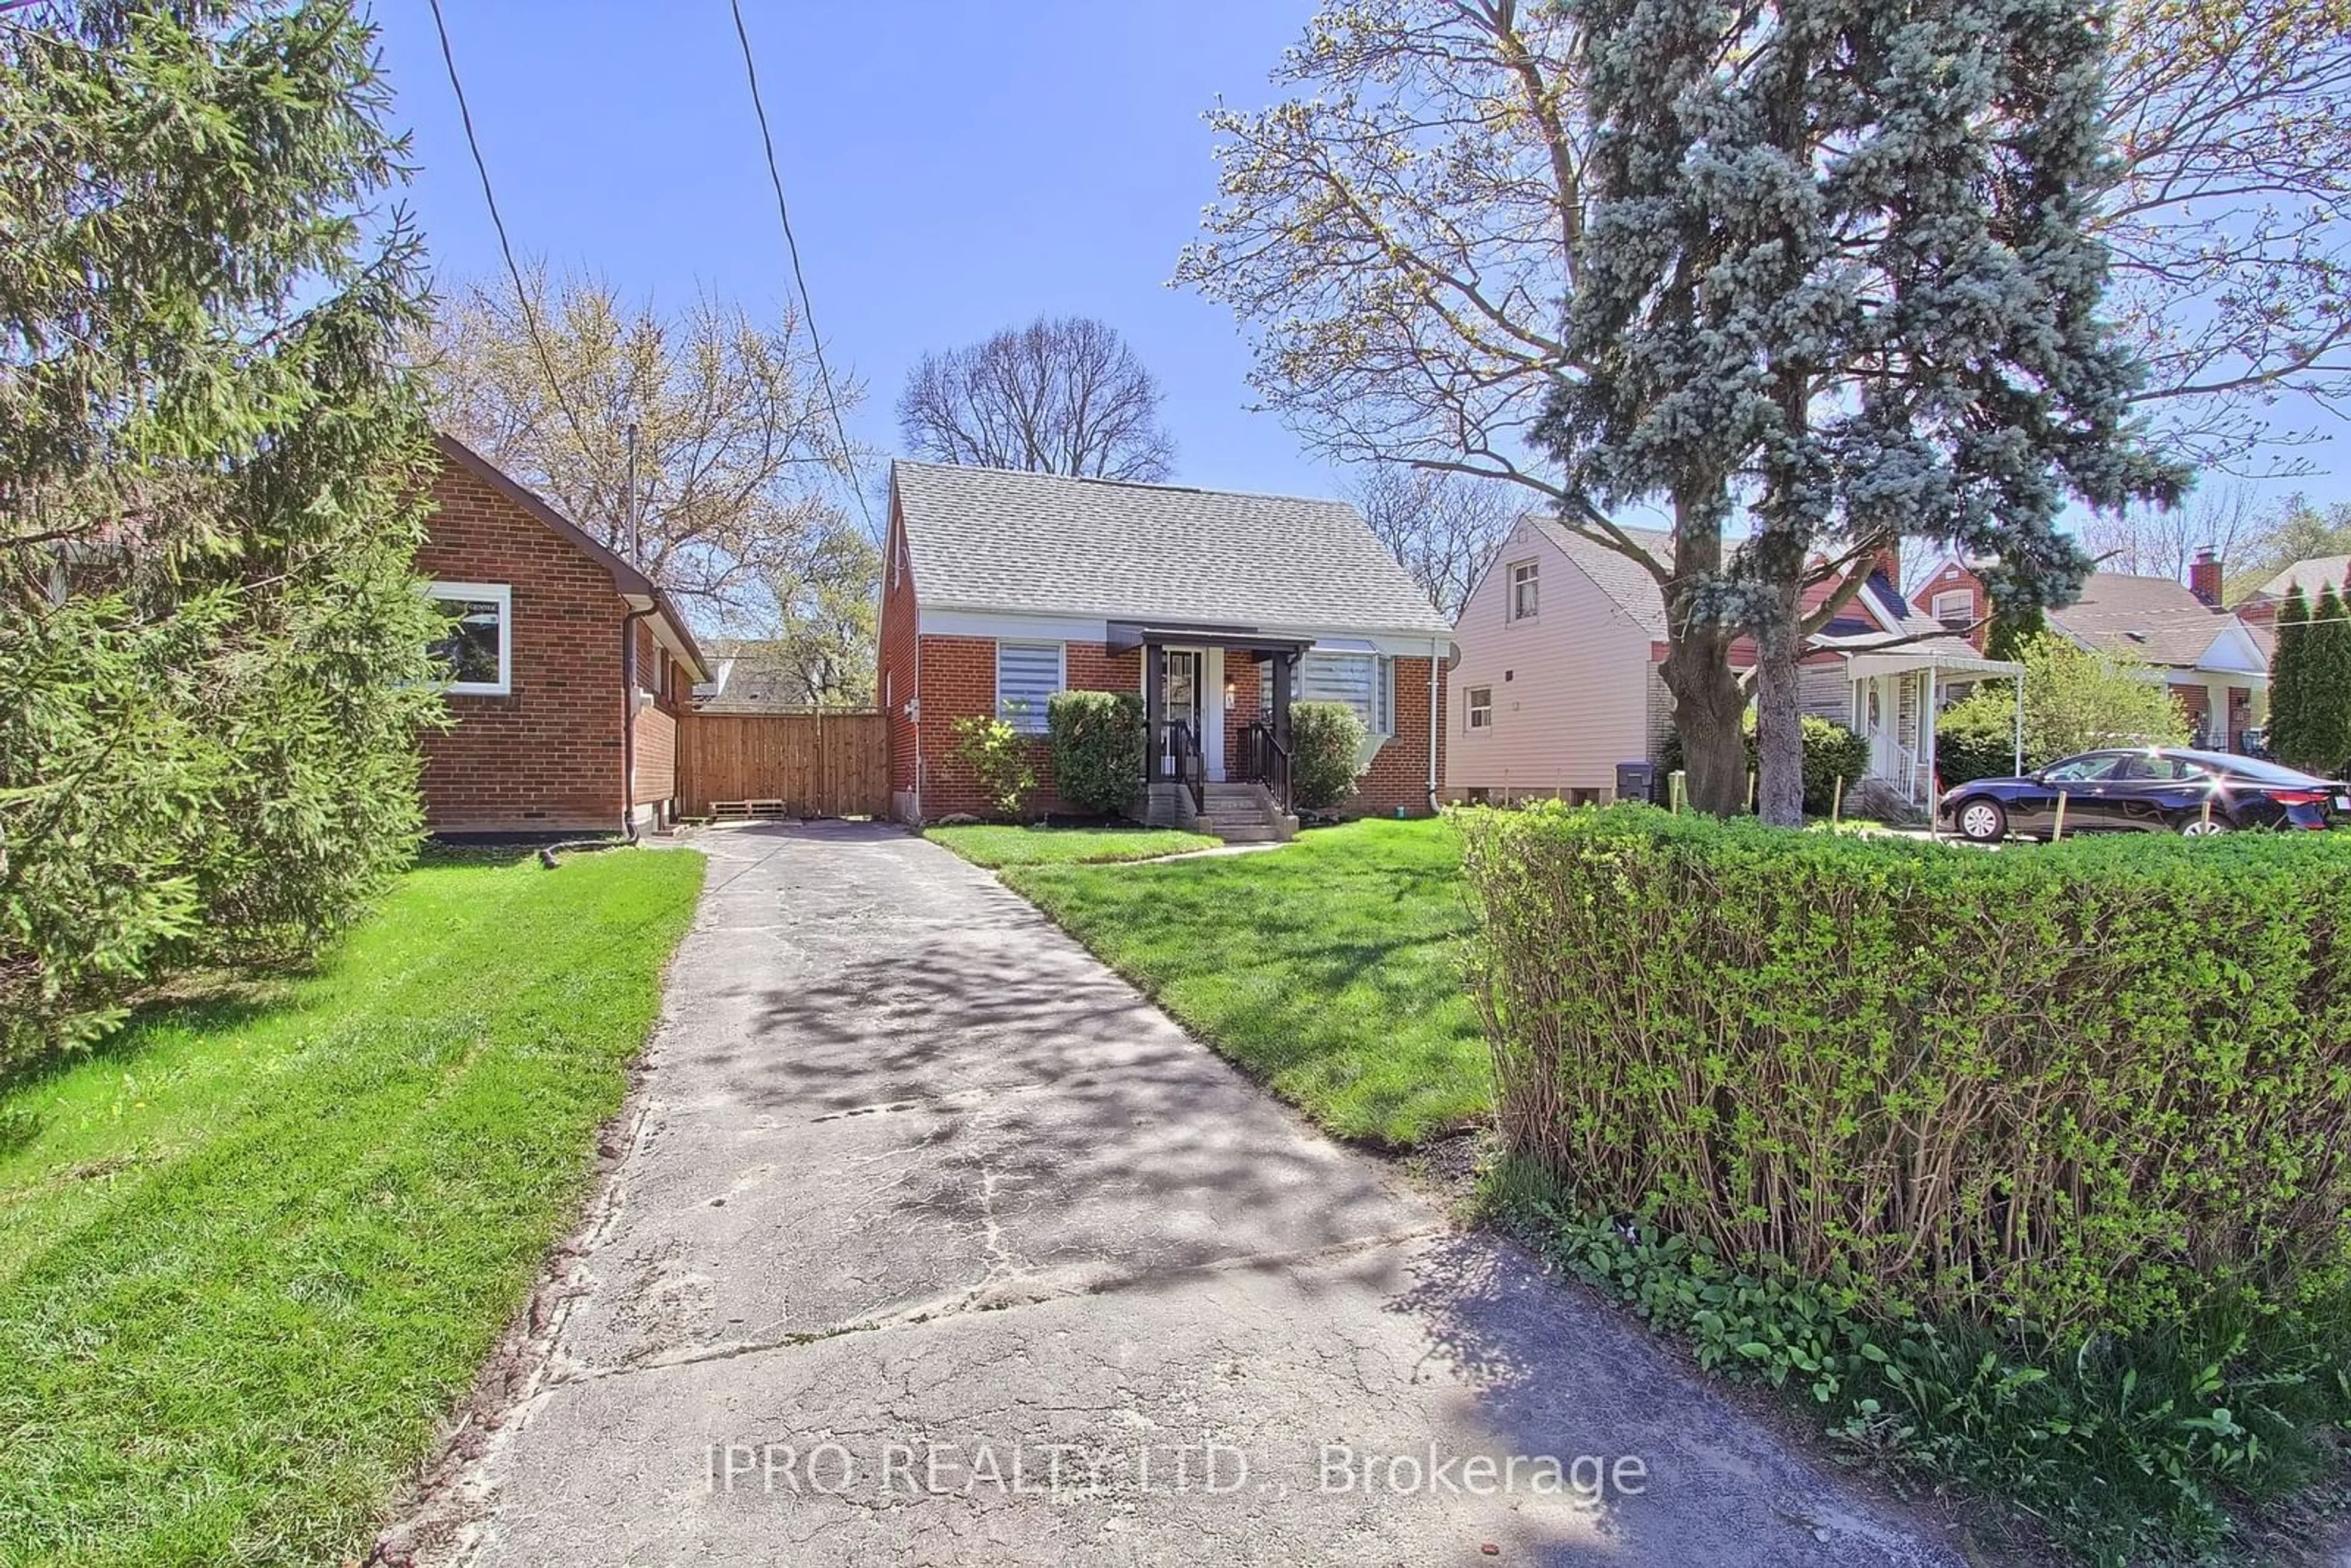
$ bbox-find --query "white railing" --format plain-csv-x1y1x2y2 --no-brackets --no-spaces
1868,726,1924,805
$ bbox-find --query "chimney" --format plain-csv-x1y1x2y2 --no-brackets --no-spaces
1870,539,1899,588
2189,546,2222,609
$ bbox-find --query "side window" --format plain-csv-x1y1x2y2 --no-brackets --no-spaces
424,582,512,696
2044,754,2123,783
1466,686,1493,731
1509,560,1540,621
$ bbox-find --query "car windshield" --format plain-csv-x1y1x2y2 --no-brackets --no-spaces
2172,750,2330,786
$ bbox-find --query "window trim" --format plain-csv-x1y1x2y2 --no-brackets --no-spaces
1930,588,1973,628
1509,559,1540,621
994,639,1064,734
424,581,512,697
1466,685,1493,731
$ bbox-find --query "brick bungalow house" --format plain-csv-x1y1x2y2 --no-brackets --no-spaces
417,434,708,836
1913,552,2268,751
879,461,1452,832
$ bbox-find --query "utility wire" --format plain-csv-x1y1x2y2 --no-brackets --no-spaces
727,0,876,535
425,0,603,487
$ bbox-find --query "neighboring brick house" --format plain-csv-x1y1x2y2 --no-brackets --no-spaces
416,434,708,836
1445,520,2019,807
1911,555,2269,751
879,461,1452,830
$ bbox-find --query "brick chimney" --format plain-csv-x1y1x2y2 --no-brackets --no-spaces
2189,546,2222,609
1870,539,1900,588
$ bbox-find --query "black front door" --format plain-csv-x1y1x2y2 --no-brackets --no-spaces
1160,649,1202,773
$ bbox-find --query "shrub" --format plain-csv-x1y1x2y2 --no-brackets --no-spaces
1046,691,1146,814
1659,712,1867,814
949,715,1037,819
1940,631,2188,770
1458,803,2351,1341
1933,694,2019,784
1288,701,1367,810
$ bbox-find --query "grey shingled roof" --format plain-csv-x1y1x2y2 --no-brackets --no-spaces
891,461,1451,636
2048,571,2233,669
1529,517,1676,635
2255,555,2351,601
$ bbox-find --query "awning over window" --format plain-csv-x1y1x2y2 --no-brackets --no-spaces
1106,621,1317,659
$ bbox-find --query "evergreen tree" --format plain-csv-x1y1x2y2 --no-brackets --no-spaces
1538,0,2183,824
2,2,438,1065
2268,583,2314,768
2303,585,2351,775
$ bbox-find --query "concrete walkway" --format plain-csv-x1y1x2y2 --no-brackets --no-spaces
402,823,1959,1568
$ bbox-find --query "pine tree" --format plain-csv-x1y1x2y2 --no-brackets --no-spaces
2268,583,2314,768
2,2,438,1065
1538,0,2183,823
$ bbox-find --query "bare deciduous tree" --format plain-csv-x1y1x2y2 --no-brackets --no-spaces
896,315,1175,481
2102,0,2351,471
2075,487,2271,583
1350,463,1518,618
416,265,861,631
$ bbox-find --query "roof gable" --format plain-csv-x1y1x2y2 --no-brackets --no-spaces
432,433,710,681
890,461,1450,636
2254,555,2351,602
2047,570,2250,672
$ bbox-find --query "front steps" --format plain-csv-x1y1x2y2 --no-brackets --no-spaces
1140,781,1297,842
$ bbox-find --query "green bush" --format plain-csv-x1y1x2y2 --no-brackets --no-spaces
1659,712,1867,814
1458,803,2351,1340
1288,701,1367,811
948,715,1037,819
1046,691,1146,814
1933,693,2020,784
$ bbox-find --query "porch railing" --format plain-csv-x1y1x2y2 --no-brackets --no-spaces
1238,720,1292,814
1166,719,1205,818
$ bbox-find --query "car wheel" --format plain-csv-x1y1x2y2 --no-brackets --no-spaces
2177,813,2233,836
1955,799,2007,843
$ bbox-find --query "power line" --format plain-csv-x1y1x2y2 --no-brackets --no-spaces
424,0,602,484
727,0,875,535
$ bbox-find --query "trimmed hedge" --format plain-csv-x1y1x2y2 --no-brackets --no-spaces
1047,690,1147,814
1457,803,2351,1340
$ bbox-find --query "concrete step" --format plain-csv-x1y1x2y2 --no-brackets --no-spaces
1212,824,1284,843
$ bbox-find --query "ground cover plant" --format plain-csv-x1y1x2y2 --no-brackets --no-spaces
0,848,703,1566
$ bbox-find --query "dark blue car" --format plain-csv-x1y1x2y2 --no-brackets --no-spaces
1938,748,2348,842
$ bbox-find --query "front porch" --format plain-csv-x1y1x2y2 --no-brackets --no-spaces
1116,620,1310,841
1806,643,2026,806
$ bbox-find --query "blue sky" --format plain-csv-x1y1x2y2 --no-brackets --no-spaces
371,0,1342,502
370,1,2343,536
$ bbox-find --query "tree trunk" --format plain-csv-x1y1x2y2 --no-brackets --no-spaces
1660,626,1750,814
1752,530,1808,828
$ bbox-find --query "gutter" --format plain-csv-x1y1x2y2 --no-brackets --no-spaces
1427,637,1442,812
621,607,654,841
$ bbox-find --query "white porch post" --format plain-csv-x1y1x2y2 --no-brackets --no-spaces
1922,664,1938,804
2012,677,2025,775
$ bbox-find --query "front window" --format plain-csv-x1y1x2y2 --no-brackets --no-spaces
1302,650,1393,737
1931,589,1972,629
424,582,511,696
1466,686,1493,730
996,640,1063,734
1510,560,1540,621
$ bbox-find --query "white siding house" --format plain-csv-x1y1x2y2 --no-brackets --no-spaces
1445,517,1670,801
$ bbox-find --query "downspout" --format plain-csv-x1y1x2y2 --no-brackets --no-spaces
1427,637,1442,814
912,632,924,824
621,607,654,841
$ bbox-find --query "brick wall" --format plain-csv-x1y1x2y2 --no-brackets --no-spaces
1352,655,1444,817
416,458,634,834
912,636,1144,819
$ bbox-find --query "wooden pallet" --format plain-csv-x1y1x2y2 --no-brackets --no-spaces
710,798,795,820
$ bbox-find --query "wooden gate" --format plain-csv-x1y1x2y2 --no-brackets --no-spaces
677,711,890,819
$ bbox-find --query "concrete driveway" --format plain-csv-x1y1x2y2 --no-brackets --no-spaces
394,822,1959,1568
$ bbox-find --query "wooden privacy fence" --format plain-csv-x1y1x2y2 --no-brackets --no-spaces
677,710,890,819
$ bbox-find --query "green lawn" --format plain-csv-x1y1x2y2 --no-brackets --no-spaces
0,847,704,1567
1000,818,1486,1146
925,823,1219,867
